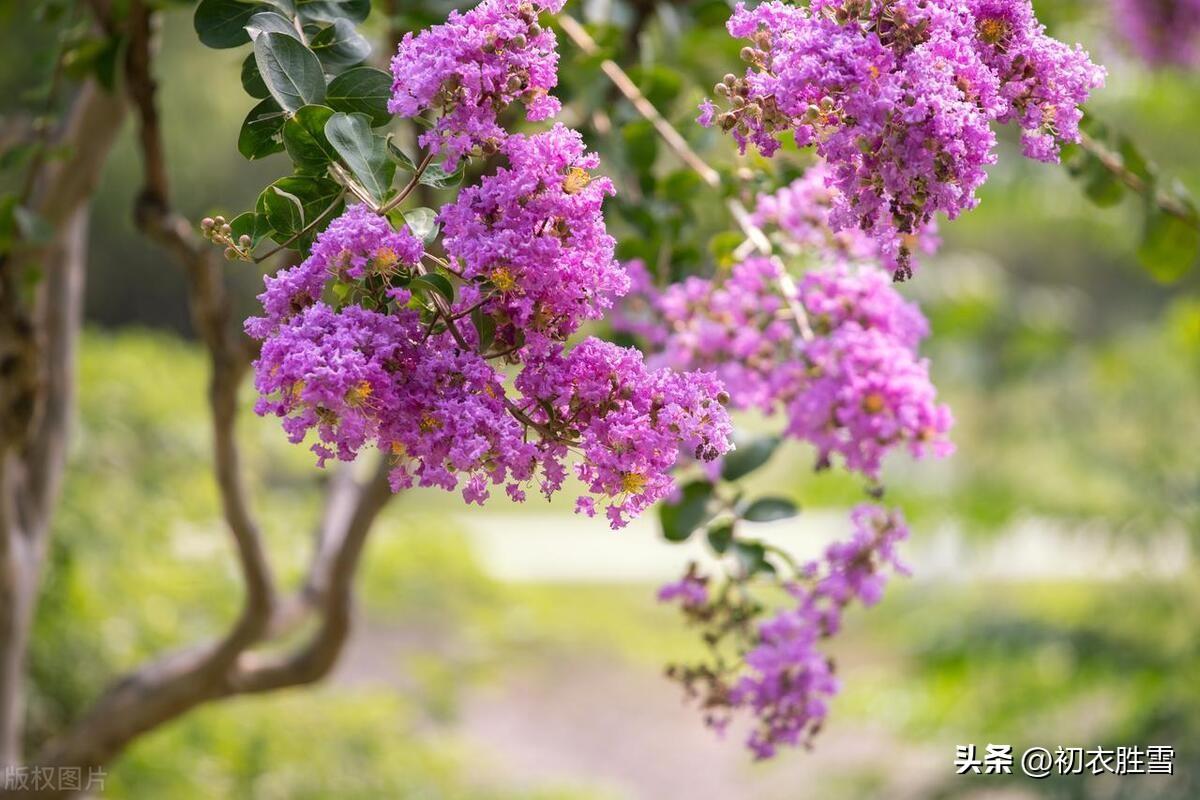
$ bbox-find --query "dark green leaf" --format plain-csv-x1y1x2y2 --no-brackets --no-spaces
732,541,776,577
311,18,371,72
295,0,370,23
240,53,269,98
706,521,734,555
743,496,798,523
400,207,438,243
245,10,299,40
325,66,391,127
659,481,713,543
1081,154,1124,209
1139,204,1200,283
238,98,286,160
622,120,658,184
471,306,496,352
418,160,462,190
283,104,337,170
258,175,342,241
326,112,395,202
1118,136,1154,185
721,433,781,482
195,0,264,49
253,31,325,113
411,273,454,303
228,211,272,248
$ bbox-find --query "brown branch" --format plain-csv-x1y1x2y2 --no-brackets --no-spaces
14,6,403,788
1079,132,1200,230
1,67,125,771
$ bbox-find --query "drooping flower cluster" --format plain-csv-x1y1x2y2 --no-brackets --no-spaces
440,124,628,349
1111,0,1200,69
701,0,1104,268
616,257,952,481
661,504,910,758
518,340,733,527
250,198,731,525
388,0,566,167
752,162,939,276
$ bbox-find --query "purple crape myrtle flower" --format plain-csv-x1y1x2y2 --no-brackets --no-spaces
516,338,733,529
663,505,911,759
389,0,567,168
440,125,627,350
702,0,1105,273
1111,0,1200,69
735,504,910,758
657,569,710,608
248,202,732,525
246,203,424,340
616,257,952,481
753,162,940,275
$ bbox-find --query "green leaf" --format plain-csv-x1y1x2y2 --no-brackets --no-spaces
238,97,286,160
471,306,496,352
295,0,370,23
400,207,439,243
743,496,798,523
388,137,461,188
253,31,325,114
708,231,745,269
1081,154,1124,209
63,34,125,90
411,273,454,304
228,211,271,249
622,120,658,186
326,112,395,202
245,10,300,40
195,0,264,49
1118,136,1154,185
706,521,734,555
627,64,683,111
240,53,269,98
283,104,337,170
732,541,776,577
659,481,713,543
721,433,781,482
311,18,371,72
258,175,343,242
1139,204,1200,283
325,66,391,127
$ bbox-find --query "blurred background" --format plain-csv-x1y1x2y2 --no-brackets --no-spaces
2,0,1199,797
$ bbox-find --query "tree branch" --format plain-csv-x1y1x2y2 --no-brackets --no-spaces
12,6,401,788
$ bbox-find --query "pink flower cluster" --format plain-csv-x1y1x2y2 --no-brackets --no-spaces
702,0,1104,264
440,124,628,349
659,504,910,758
752,162,939,277
735,504,909,758
388,0,566,167
617,258,952,481
1111,0,1200,69
248,206,731,525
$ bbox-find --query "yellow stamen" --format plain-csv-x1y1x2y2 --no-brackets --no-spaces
345,380,373,407
490,265,518,293
563,166,592,195
862,392,886,414
373,247,399,275
620,472,648,494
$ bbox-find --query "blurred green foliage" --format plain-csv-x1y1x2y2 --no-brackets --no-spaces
5,0,1199,795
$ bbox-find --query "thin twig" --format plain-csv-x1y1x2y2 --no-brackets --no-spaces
1079,132,1199,229
379,151,435,214
559,13,815,341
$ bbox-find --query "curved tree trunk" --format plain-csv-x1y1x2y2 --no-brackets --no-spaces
0,79,126,770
